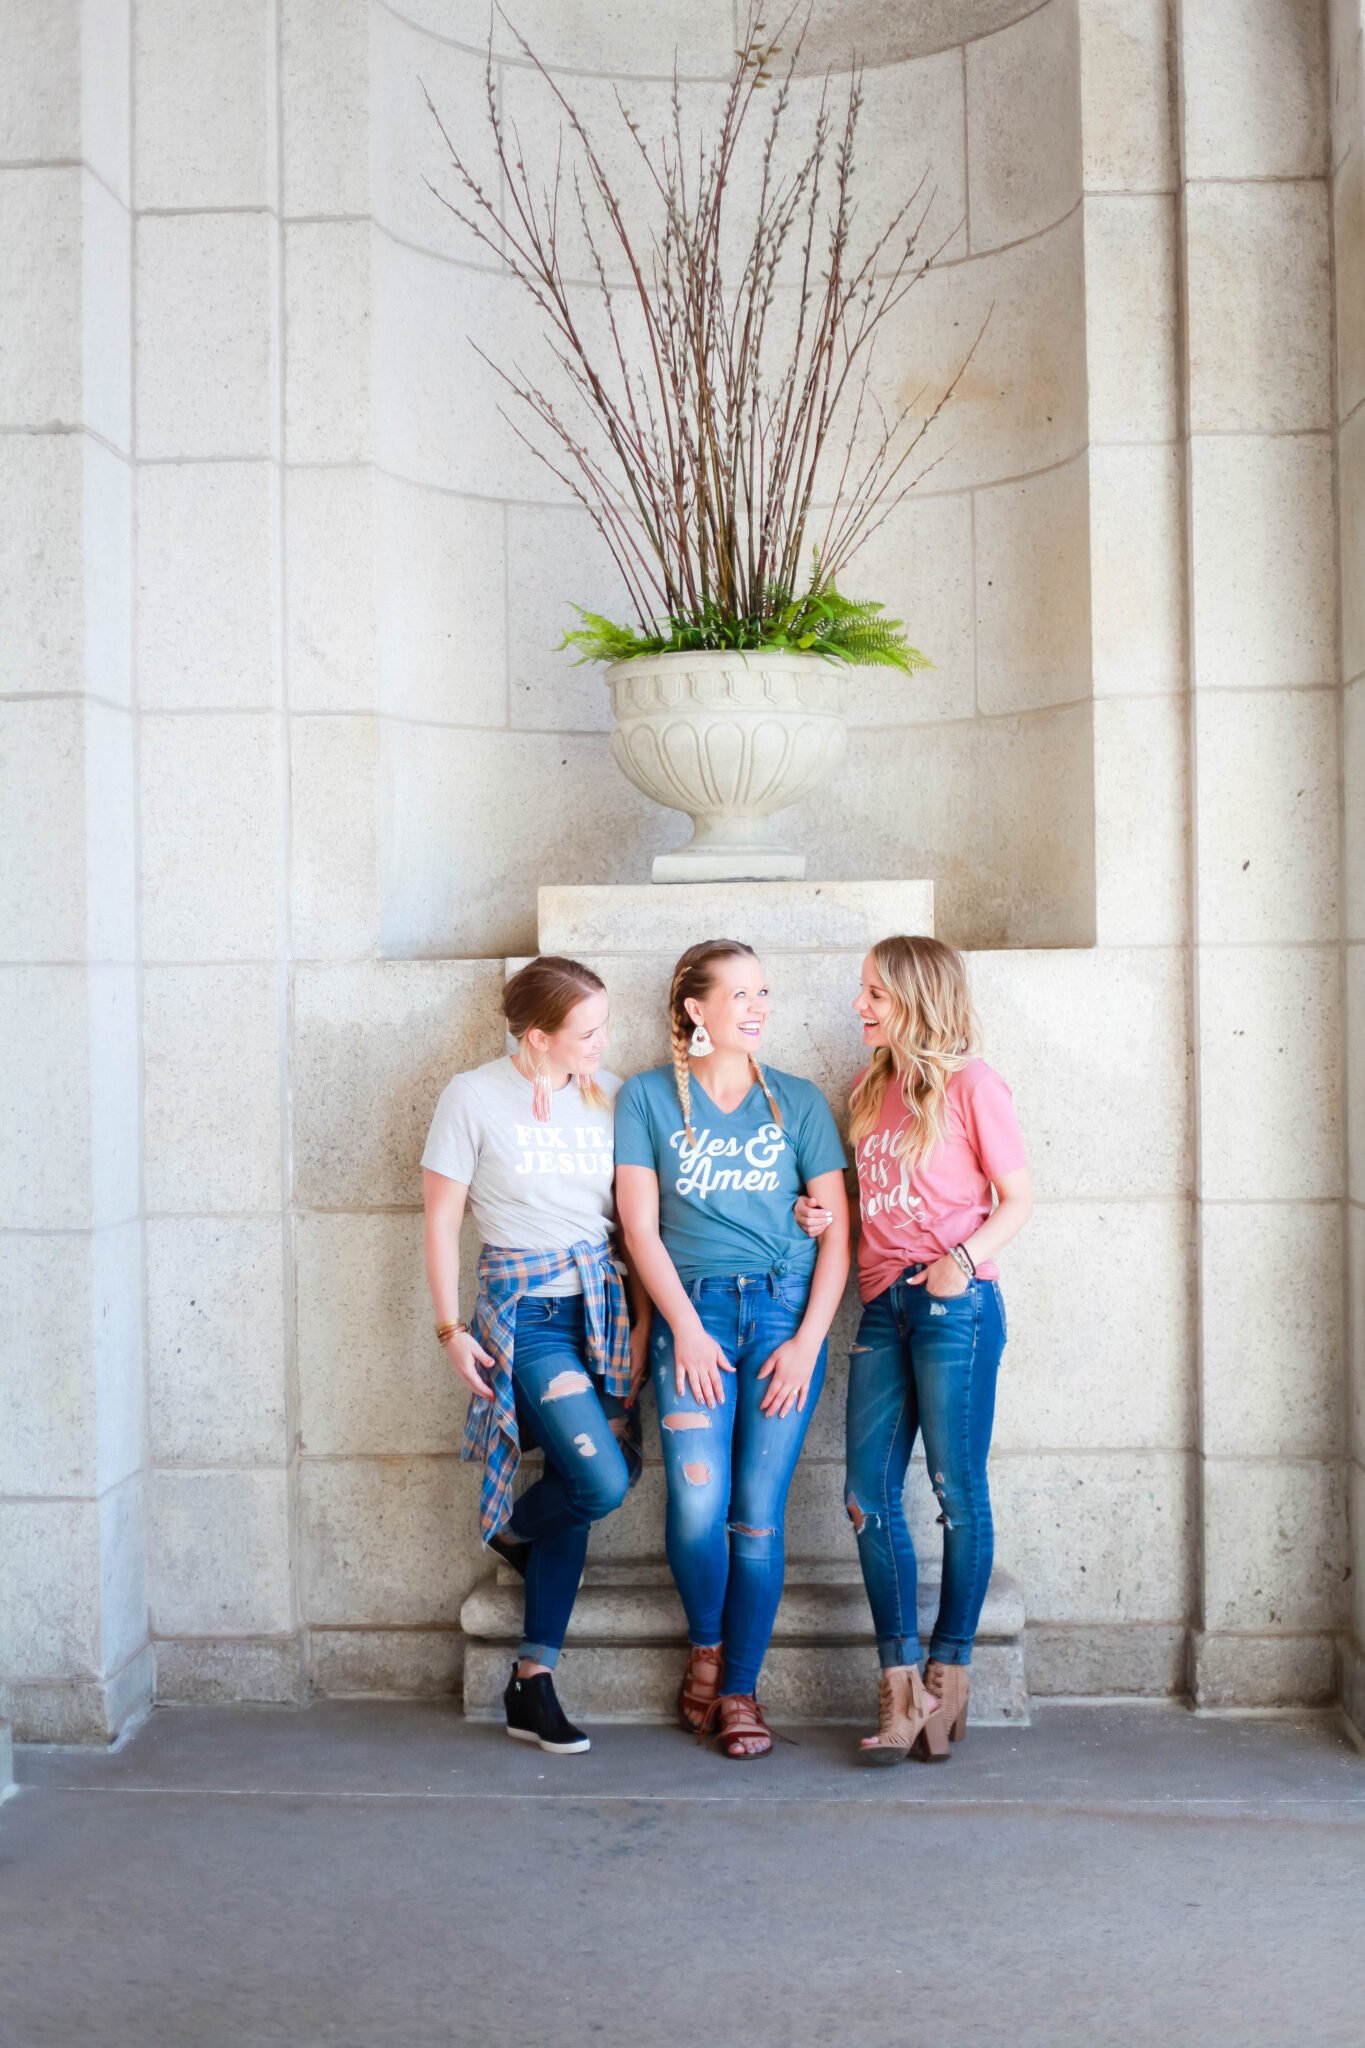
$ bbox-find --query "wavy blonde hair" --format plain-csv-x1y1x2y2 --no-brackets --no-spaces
667,939,782,1148
848,936,979,1169
503,955,609,1111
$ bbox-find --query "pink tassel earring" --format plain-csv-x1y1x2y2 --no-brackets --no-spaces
532,1059,553,1123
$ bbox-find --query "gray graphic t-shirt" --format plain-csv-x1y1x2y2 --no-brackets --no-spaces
421,1056,620,1295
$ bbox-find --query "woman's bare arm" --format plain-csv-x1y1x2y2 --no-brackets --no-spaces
615,1162,734,1409
758,1168,851,1418
422,1167,496,1398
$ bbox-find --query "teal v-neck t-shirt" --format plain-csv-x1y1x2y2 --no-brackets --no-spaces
614,1064,846,1286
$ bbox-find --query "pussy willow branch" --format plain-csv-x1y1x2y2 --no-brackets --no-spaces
422,2,979,630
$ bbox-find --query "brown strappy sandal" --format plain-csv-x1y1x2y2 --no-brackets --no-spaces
699,1692,778,1760
678,1644,723,1733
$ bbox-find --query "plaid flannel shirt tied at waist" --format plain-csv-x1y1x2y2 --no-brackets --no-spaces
464,1238,640,1542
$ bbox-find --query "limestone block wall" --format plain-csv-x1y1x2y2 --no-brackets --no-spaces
1330,0,1365,1732
372,0,1096,956
1177,0,1348,1707
1,0,1361,1735
0,0,149,1741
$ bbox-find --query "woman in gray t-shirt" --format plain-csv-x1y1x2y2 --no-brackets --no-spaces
422,956,649,1755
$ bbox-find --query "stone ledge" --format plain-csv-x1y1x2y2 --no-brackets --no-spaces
463,1640,1029,1727
308,1628,462,1697
154,1637,304,1707
537,879,934,955
461,1562,1029,1725
1192,1630,1340,1709
1027,1622,1188,1698
463,1561,1025,1645
1,1645,154,1745
0,1719,12,1803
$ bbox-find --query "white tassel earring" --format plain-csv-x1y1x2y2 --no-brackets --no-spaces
531,1058,553,1123
689,1020,714,1057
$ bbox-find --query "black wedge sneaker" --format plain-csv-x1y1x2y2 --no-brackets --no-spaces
487,1530,531,1578
503,1665,591,1754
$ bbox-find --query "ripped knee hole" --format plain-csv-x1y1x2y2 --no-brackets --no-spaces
727,1521,775,1538
541,1370,593,1403
661,1412,709,1432
682,1461,710,1485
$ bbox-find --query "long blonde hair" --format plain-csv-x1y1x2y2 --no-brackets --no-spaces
848,936,979,1168
503,955,608,1111
667,940,782,1148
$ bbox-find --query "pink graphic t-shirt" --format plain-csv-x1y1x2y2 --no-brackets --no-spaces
854,1058,1028,1302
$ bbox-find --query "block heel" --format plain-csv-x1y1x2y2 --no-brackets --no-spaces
858,1666,951,1765
925,1661,970,1743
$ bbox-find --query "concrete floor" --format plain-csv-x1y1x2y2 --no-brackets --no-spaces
2,1702,1364,2048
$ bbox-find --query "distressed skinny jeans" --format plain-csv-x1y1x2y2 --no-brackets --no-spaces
505,1294,630,1666
653,1273,826,1699
844,1268,1006,1669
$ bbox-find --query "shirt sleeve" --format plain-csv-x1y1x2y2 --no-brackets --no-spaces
793,1083,847,1181
960,1065,1028,1180
612,1075,660,1170
420,1075,481,1183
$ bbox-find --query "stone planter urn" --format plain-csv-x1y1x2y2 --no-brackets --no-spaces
607,649,847,881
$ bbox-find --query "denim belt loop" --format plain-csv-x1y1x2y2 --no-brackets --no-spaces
688,1277,704,1305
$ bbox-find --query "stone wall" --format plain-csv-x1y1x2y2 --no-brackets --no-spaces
1331,0,1365,1734
1177,0,1348,1707
371,0,1097,955
0,0,1359,1738
0,0,148,1740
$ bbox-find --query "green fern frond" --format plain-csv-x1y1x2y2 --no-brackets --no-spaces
558,579,931,675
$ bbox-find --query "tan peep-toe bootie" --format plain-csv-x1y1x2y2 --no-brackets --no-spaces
858,1664,950,1767
924,1660,970,1743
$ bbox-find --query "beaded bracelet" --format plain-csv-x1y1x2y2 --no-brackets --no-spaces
949,1244,975,1281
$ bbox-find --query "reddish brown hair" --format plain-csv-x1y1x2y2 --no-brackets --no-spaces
503,955,608,1107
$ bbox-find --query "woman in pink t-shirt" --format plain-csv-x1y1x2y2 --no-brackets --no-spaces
801,935,1032,1763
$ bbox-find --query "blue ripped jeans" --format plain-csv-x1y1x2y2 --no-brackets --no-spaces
844,1268,1006,1669
654,1273,826,1699
505,1294,631,1667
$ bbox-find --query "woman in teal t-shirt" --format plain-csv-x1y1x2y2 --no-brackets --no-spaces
616,939,850,1758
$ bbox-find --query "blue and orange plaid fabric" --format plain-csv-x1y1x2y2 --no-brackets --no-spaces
465,1238,641,1541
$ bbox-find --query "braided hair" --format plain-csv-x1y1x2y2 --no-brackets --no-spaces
667,940,783,1148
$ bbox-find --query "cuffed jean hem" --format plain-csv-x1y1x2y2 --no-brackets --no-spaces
877,1635,924,1671
517,1639,561,1668
926,1639,973,1667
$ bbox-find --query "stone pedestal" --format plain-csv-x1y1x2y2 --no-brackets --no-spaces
462,1562,1029,1725
538,879,935,954
471,876,1031,1728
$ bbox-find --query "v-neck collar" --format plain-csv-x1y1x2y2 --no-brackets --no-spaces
688,1067,760,1120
